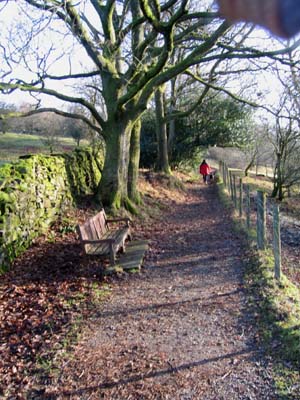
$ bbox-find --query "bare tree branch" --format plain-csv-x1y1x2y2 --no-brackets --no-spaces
0,81,106,127
0,106,103,135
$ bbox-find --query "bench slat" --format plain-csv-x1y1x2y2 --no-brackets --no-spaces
85,227,129,255
93,211,107,238
80,219,98,241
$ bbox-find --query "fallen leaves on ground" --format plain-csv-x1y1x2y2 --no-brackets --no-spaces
0,211,110,398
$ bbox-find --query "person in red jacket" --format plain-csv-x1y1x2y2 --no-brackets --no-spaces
199,160,211,184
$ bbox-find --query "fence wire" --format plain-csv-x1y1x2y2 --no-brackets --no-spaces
219,161,282,281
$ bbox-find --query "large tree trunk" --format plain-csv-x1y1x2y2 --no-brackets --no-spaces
167,77,177,160
97,119,133,210
278,185,284,201
155,86,171,174
128,119,141,205
271,182,279,198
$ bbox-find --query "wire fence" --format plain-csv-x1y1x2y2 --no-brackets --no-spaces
219,161,282,281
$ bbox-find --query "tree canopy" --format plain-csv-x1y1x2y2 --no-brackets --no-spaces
0,0,299,209
140,93,252,168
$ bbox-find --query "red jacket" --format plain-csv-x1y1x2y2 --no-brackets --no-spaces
200,163,210,175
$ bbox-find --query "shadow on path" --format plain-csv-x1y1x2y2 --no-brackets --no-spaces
46,182,277,400
59,349,252,398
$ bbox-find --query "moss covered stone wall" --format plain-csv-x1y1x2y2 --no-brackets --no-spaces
0,148,103,271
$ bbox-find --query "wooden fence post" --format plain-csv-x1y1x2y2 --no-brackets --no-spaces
223,162,227,187
229,171,233,199
257,190,266,250
246,185,251,229
219,160,223,182
220,161,224,183
233,175,237,209
227,167,231,192
273,204,281,280
239,178,243,217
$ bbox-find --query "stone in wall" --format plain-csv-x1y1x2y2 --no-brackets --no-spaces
0,147,103,271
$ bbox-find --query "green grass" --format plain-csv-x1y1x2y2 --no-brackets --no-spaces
223,166,274,195
245,250,300,399
0,132,82,164
243,171,300,219
217,181,300,399
225,167,300,220
243,173,274,195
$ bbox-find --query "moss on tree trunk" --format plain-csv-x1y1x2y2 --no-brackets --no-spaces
155,86,171,175
128,119,141,205
97,119,133,210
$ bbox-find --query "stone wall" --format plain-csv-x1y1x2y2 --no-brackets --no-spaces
0,147,103,271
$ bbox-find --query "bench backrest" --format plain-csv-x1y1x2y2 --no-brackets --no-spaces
77,209,108,242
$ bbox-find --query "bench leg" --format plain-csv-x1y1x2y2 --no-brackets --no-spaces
109,243,116,265
110,253,115,265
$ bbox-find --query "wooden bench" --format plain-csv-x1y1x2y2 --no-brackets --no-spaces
76,209,132,265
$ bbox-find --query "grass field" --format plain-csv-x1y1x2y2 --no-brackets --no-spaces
0,132,80,165
244,171,300,218
221,164,300,219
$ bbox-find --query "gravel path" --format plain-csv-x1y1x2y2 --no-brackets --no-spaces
48,182,277,399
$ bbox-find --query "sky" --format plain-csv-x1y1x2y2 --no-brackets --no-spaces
0,0,93,108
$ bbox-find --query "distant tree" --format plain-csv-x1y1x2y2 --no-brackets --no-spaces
33,112,64,153
140,111,157,169
171,94,253,166
239,122,274,176
8,103,45,134
0,102,16,133
141,93,253,168
268,49,300,200
63,104,89,146
270,115,300,200
64,118,87,146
